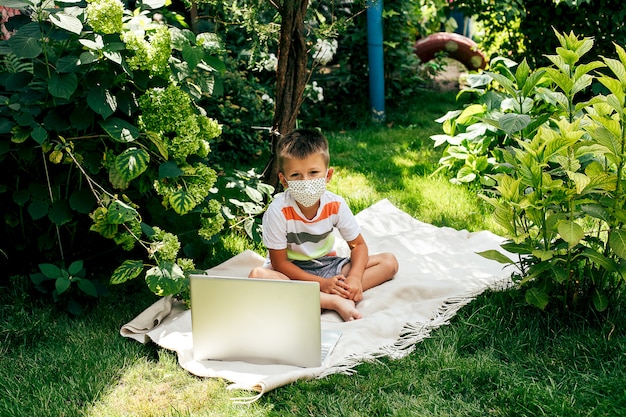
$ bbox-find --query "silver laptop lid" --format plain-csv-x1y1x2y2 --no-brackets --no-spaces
189,275,323,367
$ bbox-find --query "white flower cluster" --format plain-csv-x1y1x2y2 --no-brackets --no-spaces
305,81,324,103
312,38,337,65
261,93,274,105
255,52,278,72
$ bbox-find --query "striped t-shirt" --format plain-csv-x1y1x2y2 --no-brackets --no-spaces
262,190,361,261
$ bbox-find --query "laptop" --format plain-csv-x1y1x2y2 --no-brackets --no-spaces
189,275,342,368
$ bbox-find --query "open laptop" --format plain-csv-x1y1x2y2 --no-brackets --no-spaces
189,274,342,368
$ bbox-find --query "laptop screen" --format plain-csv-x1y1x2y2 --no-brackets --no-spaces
189,275,325,367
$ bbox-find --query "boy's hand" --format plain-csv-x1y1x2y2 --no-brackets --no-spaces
344,276,364,302
320,275,350,298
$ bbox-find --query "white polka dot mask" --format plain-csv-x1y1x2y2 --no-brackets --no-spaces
286,176,327,207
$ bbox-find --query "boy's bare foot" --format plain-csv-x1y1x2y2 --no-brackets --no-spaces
332,296,362,321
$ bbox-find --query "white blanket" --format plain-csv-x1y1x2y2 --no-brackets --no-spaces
120,199,514,402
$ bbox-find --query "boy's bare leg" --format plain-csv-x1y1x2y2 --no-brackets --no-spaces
342,252,398,291
249,267,362,321
248,266,289,280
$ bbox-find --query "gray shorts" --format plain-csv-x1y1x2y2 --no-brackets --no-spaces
292,256,351,279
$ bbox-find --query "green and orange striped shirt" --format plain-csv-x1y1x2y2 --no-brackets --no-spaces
262,191,361,261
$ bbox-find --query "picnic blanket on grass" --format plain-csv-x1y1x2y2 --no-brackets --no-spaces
120,199,514,402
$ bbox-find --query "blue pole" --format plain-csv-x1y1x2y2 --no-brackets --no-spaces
367,0,385,122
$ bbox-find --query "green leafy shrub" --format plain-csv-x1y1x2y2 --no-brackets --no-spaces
0,0,235,305
446,31,626,312
430,56,553,185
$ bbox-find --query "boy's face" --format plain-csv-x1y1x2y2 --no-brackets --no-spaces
278,153,332,188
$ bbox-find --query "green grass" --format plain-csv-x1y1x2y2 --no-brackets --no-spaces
2,89,625,416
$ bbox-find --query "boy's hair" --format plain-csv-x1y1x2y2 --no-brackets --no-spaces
276,128,330,171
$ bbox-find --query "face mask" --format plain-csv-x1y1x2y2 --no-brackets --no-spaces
286,176,327,207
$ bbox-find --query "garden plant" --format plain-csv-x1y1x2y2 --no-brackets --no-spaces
0,0,260,311
433,30,626,312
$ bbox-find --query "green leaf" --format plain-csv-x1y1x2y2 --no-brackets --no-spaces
88,87,117,119
592,289,609,312
500,241,534,255
552,266,568,284
525,287,549,310
476,249,515,265
55,277,72,295
544,68,574,94
145,262,185,296
115,148,149,182
169,190,198,215
514,58,530,87
39,263,62,279
609,229,626,260
578,248,619,273
48,200,72,226
99,118,139,143
49,12,83,35
68,260,84,276
48,72,77,99
567,172,590,194
499,113,531,134
203,54,226,73
557,220,584,248
158,161,184,179
486,72,518,96
77,279,99,297
28,200,49,220
107,200,138,224
111,260,144,284
8,33,42,59
243,185,263,202
531,250,554,261
182,45,204,71
12,189,29,206
56,56,80,73
108,163,130,190
580,204,610,223
31,125,48,145
69,189,96,214
146,132,169,159
456,104,485,125
30,272,46,286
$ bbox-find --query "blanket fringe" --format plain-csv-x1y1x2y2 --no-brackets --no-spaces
321,276,514,378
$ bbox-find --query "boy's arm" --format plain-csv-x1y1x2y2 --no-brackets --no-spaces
344,234,368,301
268,248,350,297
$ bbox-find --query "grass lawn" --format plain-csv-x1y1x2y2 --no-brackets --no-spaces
1,87,625,417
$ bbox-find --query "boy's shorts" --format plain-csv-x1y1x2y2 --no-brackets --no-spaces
292,256,351,279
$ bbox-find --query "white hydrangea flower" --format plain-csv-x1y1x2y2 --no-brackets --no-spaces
254,52,278,72
305,81,324,103
312,38,337,65
261,93,274,105
124,13,154,37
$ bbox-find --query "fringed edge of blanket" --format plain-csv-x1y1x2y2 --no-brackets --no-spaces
320,276,514,378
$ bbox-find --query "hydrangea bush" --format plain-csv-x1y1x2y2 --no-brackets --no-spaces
0,0,233,307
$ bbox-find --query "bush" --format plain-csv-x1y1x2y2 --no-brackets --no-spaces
0,0,231,307
435,30,626,312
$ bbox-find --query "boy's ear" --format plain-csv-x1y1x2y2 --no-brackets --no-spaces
326,167,334,183
278,172,289,188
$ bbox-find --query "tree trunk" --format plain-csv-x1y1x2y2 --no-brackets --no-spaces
262,0,310,189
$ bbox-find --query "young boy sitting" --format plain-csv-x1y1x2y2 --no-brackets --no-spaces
249,128,398,321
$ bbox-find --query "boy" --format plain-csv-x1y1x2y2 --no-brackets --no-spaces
249,128,398,321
